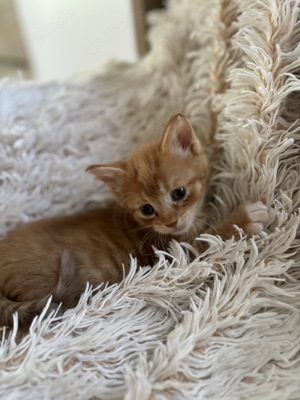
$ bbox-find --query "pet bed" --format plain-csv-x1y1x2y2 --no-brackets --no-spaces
0,0,299,399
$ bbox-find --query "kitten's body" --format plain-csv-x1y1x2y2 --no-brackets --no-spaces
0,114,268,327
0,206,158,326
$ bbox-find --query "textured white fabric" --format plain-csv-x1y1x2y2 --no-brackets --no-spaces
0,1,300,399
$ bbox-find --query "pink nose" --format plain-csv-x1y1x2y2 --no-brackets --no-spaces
165,220,177,228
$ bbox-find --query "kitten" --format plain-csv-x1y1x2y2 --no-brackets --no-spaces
0,114,268,327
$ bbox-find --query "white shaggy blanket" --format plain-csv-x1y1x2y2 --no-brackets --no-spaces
1,0,300,399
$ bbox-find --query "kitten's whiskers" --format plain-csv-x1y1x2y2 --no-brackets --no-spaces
128,225,152,233
138,229,155,255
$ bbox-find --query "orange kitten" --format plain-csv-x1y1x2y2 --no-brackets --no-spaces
0,114,268,327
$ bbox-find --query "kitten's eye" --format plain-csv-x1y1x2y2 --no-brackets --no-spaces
140,204,155,216
171,187,186,201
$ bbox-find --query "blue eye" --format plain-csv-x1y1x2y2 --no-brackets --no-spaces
171,187,186,201
140,204,155,216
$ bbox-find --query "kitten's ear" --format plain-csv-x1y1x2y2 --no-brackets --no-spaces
161,114,202,156
86,162,126,192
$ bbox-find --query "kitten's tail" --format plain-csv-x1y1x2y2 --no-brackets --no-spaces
0,249,77,327
0,292,50,327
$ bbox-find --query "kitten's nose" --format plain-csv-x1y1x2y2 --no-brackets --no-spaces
165,220,177,228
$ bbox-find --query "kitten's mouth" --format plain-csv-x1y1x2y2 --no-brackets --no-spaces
169,222,190,236
154,222,191,236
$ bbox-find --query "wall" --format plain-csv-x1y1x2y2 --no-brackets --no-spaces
0,0,31,79
14,0,138,81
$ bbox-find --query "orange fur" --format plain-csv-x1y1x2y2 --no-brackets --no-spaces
0,114,268,327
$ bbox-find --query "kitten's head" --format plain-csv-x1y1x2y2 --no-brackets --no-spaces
86,114,208,236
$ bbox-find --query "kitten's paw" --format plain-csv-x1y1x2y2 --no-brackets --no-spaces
237,201,269,235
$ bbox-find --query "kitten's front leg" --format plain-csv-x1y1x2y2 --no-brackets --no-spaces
193,201,269,251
